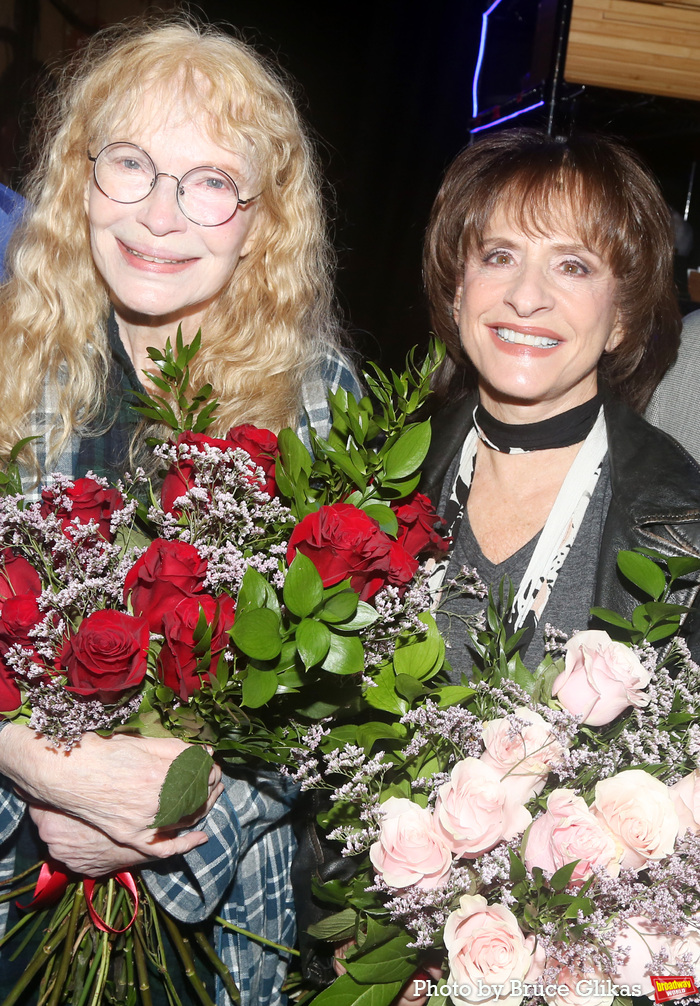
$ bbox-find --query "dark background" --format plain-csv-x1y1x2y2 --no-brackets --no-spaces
3,0,700,367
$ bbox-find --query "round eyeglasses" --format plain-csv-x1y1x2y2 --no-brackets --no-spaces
88,142,260,227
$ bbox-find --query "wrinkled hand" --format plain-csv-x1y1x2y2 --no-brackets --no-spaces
0,726,223,858
334,942,443,1006
29,806,151,876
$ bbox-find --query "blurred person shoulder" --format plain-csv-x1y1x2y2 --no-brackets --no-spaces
646,309,700,463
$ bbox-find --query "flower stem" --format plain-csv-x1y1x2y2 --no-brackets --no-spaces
214,916,300,956
192,930,241,1005
133,919,154,1006
0,913,69,1006
46,883,85,1006
157,909,216,1006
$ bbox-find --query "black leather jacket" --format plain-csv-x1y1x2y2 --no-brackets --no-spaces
421,391,700,656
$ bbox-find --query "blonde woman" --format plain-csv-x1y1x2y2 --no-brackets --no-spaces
0,18,360,1004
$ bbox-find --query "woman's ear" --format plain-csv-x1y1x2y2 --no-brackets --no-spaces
604,316,624,353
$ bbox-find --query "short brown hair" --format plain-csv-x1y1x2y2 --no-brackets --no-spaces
423,128,681,411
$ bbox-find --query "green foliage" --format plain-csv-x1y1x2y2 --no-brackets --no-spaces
277,339,446,521
130,327,219,440
152,745,213,827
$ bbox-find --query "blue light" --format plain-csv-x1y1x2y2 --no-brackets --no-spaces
472,0,505,119
470,100,546,133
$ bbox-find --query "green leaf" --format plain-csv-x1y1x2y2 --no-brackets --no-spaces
550,860,580,891
312,973,404,1005
362,504,398,536
231,608,282,661
667,555,700,581
589,607,635,631
307,908,358,941
241,666,279,707
320,591,360,624
381,422,431,479
394,673,427,703
321,631,365,674
236,566,278,614
508,848,527,883
344,931,417,984
296,618,332,668
617,550,666,600
284,552,324,617
393,613,443,680
334,601,379,631
356,721,402,752
278,427,312,478
365,663,408,715
153,746,213,828
432,684,477,707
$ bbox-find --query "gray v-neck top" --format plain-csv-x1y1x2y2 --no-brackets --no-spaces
435,452,612,682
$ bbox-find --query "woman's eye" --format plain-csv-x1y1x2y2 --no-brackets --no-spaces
486,251,512,266
561,259,589,276
119,158,146,173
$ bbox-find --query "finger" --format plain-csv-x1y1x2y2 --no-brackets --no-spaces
142,828,209,859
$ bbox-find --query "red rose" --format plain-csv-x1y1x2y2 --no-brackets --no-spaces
161,432,236,514
159,593,236,700
0,549,41,600
61,609,149,704
392,492,450,558
41,478,124,542
0,594,43,660
387,540,420,589
123,539,208,633
0,664,21,713
287,503,417,600
226,424,278,497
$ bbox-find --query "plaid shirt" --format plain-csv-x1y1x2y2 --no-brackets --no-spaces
26,314,362,491
1,324,362,1004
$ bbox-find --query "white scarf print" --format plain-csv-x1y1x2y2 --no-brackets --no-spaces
429,409,608,632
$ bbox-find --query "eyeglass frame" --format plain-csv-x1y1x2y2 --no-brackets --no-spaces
87,141,261,227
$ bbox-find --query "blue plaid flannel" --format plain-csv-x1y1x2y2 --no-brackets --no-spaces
0,334,362,1004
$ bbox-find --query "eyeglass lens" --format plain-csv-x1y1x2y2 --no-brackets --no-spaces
93,142,241,226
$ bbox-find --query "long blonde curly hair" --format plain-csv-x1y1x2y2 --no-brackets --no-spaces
0,16,339,473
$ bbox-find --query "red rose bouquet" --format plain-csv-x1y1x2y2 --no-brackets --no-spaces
0,333,451,1004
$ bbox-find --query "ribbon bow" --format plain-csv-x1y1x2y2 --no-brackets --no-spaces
19,861,139,934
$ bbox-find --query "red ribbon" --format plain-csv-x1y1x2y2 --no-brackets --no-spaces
17,861,70,910
18,862,139,934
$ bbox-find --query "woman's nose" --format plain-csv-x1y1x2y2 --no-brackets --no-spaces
135,173,188,235
503,263,554,316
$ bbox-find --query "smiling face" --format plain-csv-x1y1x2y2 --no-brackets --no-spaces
453,204,622,420
86,88,260,334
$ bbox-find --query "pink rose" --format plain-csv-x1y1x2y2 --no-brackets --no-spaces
444,894,541,1006
481,707,564,802
524,789,621,883
610,917,670,995
544,965,615,1006
671,769,700,838
433,758,532,859
669,926,700,980
369,797,452,890
552,630,650,726
592,770,679,870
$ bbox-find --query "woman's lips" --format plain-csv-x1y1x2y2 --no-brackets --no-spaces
117,239,197,273
488,325,562,355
